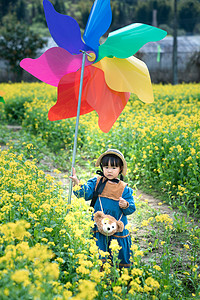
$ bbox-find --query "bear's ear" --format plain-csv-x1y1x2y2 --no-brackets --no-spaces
117,220,124,232
94,211,105,220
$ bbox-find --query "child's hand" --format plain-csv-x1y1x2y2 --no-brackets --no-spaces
119,197,129,209
69,167,79,186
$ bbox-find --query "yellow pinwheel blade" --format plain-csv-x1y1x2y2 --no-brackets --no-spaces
93,56,154,103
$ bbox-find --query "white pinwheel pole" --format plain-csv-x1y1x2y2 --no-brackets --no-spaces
68,51,87,205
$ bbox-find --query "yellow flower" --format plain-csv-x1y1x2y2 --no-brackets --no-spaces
134,250,144,257
131,244,138,252
44,262,59,280
113,286,122,294
90,269,102,283
73,280,97,300
63,290,73,299
153,265,161,271
131,268,143,276
73,184,82,192
184,244,190,250
11,269,30,286
120,269,131,283
145,277,160,290
184,272,190,276
4,288,9,296
141,220,149,227
53,169,61,174
44,227,53,232
76,265,90,275
109,239,122,252
41,238,48,243
55,257,64,264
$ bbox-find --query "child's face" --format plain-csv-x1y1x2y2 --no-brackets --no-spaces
102,161,121,180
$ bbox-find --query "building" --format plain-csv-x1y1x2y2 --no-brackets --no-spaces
0,36,200,83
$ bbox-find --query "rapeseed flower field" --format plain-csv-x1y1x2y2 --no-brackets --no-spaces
0,147,199,299
0,82,199,299
1,82,199,211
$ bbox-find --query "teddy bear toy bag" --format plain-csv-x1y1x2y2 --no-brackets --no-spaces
94,211,124,236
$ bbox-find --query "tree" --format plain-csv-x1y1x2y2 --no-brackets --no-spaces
134,2,152,25
0,0,17,21
156,0,172,26
16,0,26,22
178,0,200,33
0,14,47,82
54,0,66,14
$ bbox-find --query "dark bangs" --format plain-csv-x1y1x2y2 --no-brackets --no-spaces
101,154,123,168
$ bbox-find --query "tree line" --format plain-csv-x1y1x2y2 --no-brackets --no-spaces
1,0,200,35
0,0,200,82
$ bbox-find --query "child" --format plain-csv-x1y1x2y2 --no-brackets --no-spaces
70,149,136,268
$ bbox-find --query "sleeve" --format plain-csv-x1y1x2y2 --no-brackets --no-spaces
73,177,97,201
121,186,136,215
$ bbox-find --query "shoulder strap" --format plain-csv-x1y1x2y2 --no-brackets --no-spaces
90,177,108,208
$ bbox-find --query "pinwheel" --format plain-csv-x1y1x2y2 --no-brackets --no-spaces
20,0,167,202
0,91,5,104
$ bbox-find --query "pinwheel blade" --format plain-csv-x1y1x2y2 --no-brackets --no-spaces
43,0,91,54
97,23,167,61
48,68,94,121
83,0,112,53
49,65,129,133
93,56,154,103
0,96,5,104
83,66,130,133
20,47,92,87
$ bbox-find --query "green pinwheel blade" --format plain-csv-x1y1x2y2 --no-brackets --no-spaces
97,23,167,62
0,96,5,104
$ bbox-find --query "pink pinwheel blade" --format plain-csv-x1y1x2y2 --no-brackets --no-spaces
48,68,94,120
49,66,130,133
43,0,92,54
20,47,93,87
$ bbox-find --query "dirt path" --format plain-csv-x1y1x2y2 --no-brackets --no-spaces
136,190,174,218
5,125,174,218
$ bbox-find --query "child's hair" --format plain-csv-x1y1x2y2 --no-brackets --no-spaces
101,154,123,169
100,154,124,180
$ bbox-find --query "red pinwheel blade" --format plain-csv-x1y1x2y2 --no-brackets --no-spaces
48,66,129,133
43,0,92,54
83,67,130,133
48,69,94,121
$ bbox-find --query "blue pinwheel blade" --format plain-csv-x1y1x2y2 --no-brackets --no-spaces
83,0,112,53
43,0,91,54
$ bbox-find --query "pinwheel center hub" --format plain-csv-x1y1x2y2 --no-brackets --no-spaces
87,52,96,62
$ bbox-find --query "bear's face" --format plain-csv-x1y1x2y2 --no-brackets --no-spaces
101,217,117,235
94,211,124,236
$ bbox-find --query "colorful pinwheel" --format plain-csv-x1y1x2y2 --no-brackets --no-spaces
20,0,167,133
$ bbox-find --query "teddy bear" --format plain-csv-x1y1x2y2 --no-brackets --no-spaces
94,211,124,236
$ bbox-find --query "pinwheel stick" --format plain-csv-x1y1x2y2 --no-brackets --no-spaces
68,51,91,205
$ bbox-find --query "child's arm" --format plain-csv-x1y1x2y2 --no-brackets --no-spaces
69,167,79,186
119,187,136,215
69,168,97,200
119,197,129,209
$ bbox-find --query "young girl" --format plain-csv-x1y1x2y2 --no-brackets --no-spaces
70,149,136,268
